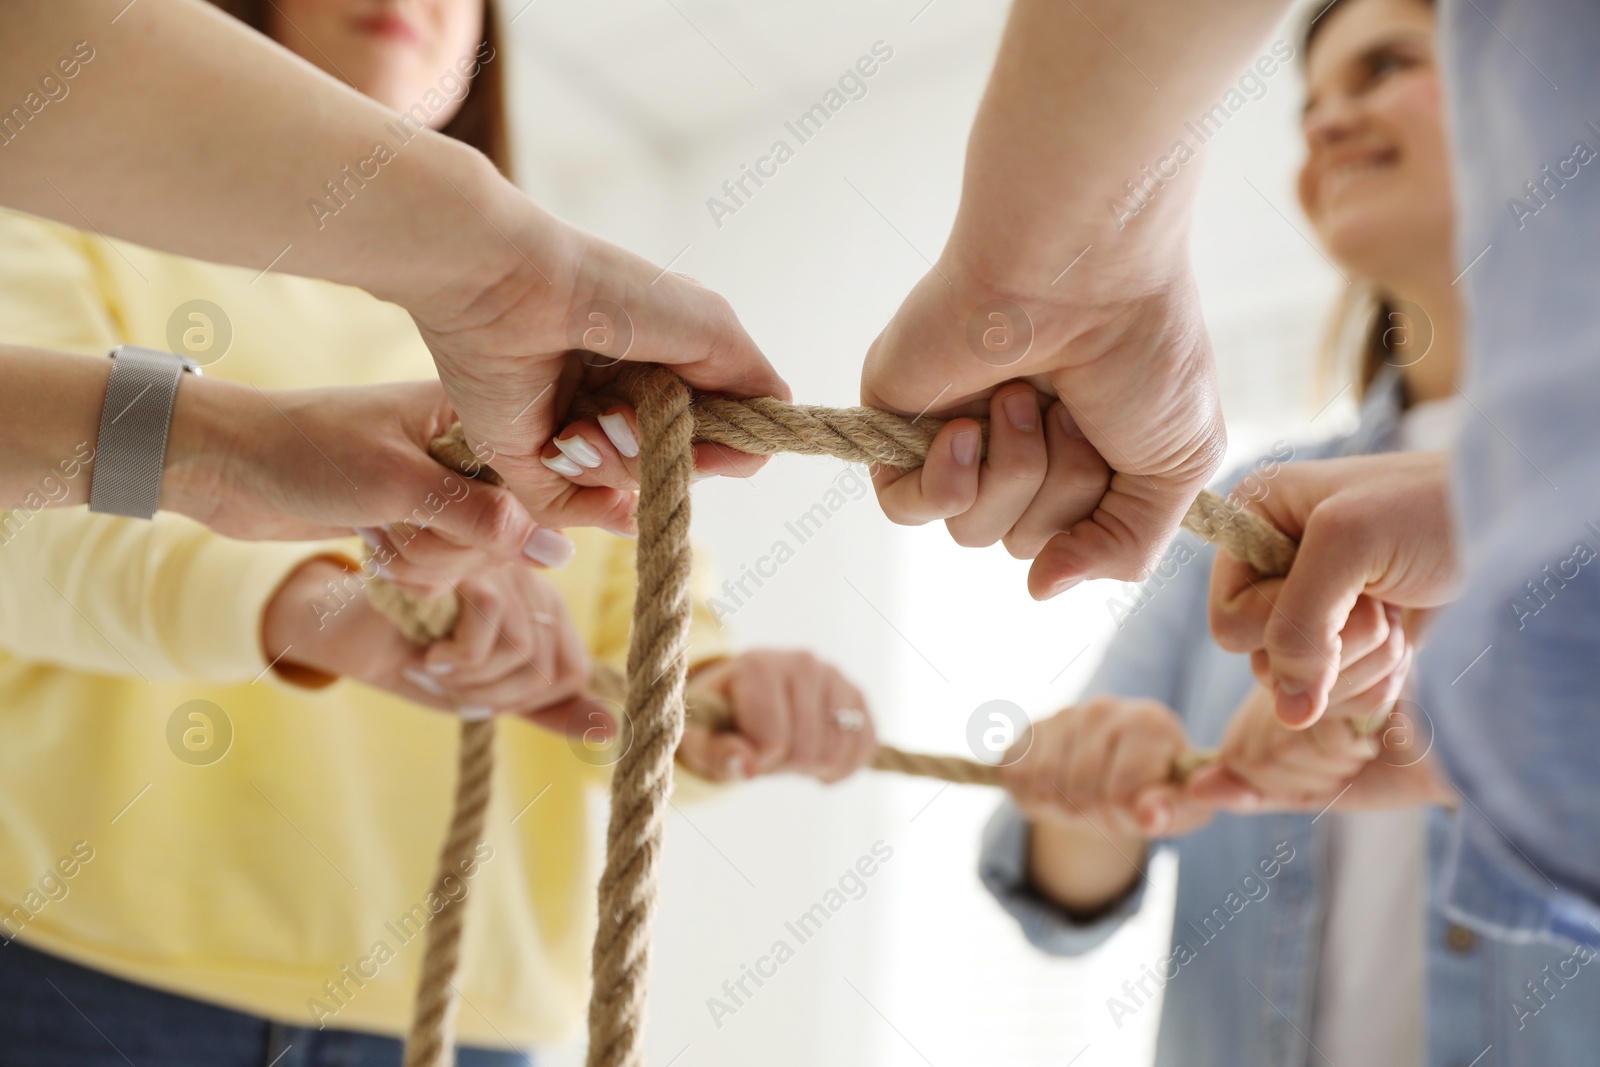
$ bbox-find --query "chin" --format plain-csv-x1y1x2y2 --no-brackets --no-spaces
1318,206,1437,282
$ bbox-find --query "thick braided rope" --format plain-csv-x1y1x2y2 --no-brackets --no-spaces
364,578,490,1067
583,367,695,1067
576,392,1298,576
373,371,1298,1067
402,716,494,1067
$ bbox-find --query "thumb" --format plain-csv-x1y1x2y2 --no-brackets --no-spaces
676,725,757,781
1184,764,1263,812
1258,505,1372,728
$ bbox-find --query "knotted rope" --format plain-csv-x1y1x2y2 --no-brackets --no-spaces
370,366,1296,1067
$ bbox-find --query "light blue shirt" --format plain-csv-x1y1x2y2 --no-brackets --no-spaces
1420,0,1600,946
980,374,1600,1066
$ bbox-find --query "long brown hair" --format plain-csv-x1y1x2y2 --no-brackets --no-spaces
1300,0,1435,403
206,0,512,179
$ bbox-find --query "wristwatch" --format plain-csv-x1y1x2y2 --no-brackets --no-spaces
88,345,202,520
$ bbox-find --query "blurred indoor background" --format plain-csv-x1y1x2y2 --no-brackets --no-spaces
502,2,1349,1064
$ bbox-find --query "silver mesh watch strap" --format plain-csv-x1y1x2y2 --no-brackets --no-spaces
89,346,198,519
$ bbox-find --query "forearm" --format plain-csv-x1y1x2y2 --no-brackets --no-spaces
0,0,539,316
948,0,1289,289
2,343,273,519
1027,818,1147,917
1,343,324,533
0,347,107,506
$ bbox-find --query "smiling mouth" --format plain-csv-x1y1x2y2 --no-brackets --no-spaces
1322,150,1399,199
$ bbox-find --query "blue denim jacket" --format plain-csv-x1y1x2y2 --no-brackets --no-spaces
1417,0,1600,949
980,372,1600,1067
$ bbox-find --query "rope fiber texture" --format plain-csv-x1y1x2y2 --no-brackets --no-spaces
369,366,1297,1067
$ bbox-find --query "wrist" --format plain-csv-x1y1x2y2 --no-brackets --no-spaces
941,195,1192,312
387,142,572,335
261,555,358,684
160,374,250,526
1027,816,1146,917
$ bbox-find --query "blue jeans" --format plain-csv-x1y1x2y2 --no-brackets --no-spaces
0,940,534,1067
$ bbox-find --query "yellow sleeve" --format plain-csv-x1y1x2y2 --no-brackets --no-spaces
591,535,732,673
0,210,340,683
0,210,124,355
0,510,344,682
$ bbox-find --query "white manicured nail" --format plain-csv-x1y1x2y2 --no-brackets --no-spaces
554,434,603,469
403,667,446,697
459,705,495,721
597,413,640,458
541,453,585,478
691,471,716,483
522,527,576,568
425,662,454,675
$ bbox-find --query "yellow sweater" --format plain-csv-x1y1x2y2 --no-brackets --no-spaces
0,210,728,1046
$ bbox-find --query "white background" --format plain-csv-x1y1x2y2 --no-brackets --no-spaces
502,2,1350,1064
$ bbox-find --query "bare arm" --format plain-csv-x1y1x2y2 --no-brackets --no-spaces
952,0,1291,287
0,0,497,312
1,349,109,509
0,0,787,529
863,0,1291,596
0,344,561,565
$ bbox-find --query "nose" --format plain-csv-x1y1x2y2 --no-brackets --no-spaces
1302,93,1364,152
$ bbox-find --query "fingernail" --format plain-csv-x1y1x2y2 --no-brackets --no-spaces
522,527,576,568
403,667,446,697
356,527,382,549
1277,685,1313,725
597,412,640,458
1044,576,1084,599
459,705,494,721
1055,404,1084,438
691,471,716,483
376,564,395,581
724,755,749,780
541,453,585,478
426,662,454,675
554,434,603,469
951,430,980,466
1002,392,1038,433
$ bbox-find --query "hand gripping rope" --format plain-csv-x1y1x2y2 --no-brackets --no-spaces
367,365,1296,1067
